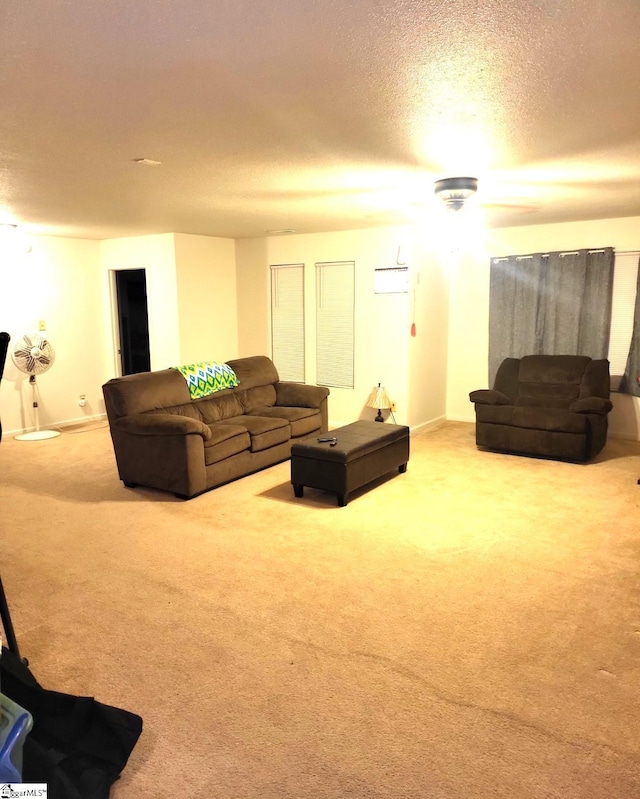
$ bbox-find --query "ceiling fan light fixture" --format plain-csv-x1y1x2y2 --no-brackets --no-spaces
434,177,478,211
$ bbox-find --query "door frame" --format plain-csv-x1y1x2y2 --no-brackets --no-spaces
109,268,151,377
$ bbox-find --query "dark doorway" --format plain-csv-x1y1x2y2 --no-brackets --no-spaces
115,269,151,375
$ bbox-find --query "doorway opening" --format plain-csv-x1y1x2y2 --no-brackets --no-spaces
114,269,151,375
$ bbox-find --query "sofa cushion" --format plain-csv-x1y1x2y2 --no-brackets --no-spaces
475,404,589,434
517,382,581,403
515,396,572,409
105,369,191,417
196,393,244,423
226,355,280,389
236,385,277,414
203,424,251,465
148,403,201,419
519,354,591,384
224,415,290,452
251,406,321,437
518,354,589,404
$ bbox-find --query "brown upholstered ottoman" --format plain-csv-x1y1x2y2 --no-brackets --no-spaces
290,420,410,506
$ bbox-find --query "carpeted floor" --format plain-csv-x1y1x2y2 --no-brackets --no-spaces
1,421,639,798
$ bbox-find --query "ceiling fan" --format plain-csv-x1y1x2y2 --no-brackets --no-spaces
247,172,541,225
433,176,539,214
434,177,479,211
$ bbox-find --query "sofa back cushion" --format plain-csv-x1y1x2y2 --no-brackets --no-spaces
237,385,277,413
103,369,191,419
103,355,283,424
195,392,244,423
517,355,591,405
193,356,280,420
226,355,279,389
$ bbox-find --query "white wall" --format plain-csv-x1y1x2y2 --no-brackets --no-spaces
235,225,449,430
6,214,635,441
446,215,640,440
174,233,239,363
0,235,107,435
407,229,450,430
1,231,241,437
99,233,181,374
235,238,270,357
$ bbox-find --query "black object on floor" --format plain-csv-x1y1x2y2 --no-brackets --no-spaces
1,646,143,799
0,574,25,662
291,420,410,506
0,331,9,442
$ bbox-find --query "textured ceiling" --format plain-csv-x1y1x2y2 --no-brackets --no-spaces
2,0,640,240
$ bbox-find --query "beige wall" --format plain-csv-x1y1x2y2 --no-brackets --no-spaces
99,233,181,374
235,238,271,358
235,225,449,430
0,234,107,434
446,215,640,440
3,214,637,441
2,231,240,436
174,233,238,363
407,230,449,430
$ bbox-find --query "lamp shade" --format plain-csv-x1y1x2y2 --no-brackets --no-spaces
366,383,392,410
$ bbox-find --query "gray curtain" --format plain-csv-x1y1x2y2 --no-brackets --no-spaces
488,247,614,386
618,256,640,397
489,253,545,385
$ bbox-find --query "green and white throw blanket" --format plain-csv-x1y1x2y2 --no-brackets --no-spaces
171,361,240,400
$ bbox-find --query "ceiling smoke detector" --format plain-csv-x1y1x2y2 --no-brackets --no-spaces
434,177,478,211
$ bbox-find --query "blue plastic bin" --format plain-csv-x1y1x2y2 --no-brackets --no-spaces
0,691,33,782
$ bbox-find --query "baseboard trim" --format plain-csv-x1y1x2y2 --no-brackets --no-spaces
445,413,476,424
409,415,447,435
5,412,108,438
608,431,640,442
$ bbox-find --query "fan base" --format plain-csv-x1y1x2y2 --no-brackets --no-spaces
15,429,61,441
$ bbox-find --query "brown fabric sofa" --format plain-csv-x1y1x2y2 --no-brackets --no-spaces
103,355,329,498
469,355,612,462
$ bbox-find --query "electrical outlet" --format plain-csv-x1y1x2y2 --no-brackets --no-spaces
78,394,87,407
38,320,46,331
391,401,397,412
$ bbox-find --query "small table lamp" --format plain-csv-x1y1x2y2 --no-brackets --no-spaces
366,383,392,422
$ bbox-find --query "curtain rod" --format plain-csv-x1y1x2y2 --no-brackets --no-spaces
494,248,640,263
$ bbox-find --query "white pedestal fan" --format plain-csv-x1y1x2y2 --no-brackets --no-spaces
11,333,61,441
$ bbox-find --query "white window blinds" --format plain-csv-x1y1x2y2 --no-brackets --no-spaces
315,261,355,389
270,263,305,382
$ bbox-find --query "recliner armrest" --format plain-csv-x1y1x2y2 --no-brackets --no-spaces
569,397,613,415
275,381,330,408
469,389,512,405
114,413,212,440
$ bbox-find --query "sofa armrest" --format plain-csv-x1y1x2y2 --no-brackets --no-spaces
114,413,212,440
469,389,512,405
569,397,613,415
275,382,330,409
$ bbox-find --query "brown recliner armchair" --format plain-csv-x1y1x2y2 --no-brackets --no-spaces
469,355,612,462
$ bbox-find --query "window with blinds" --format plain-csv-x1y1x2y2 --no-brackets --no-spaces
270,263,305,382
315,260,355,389
608,251,639,390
